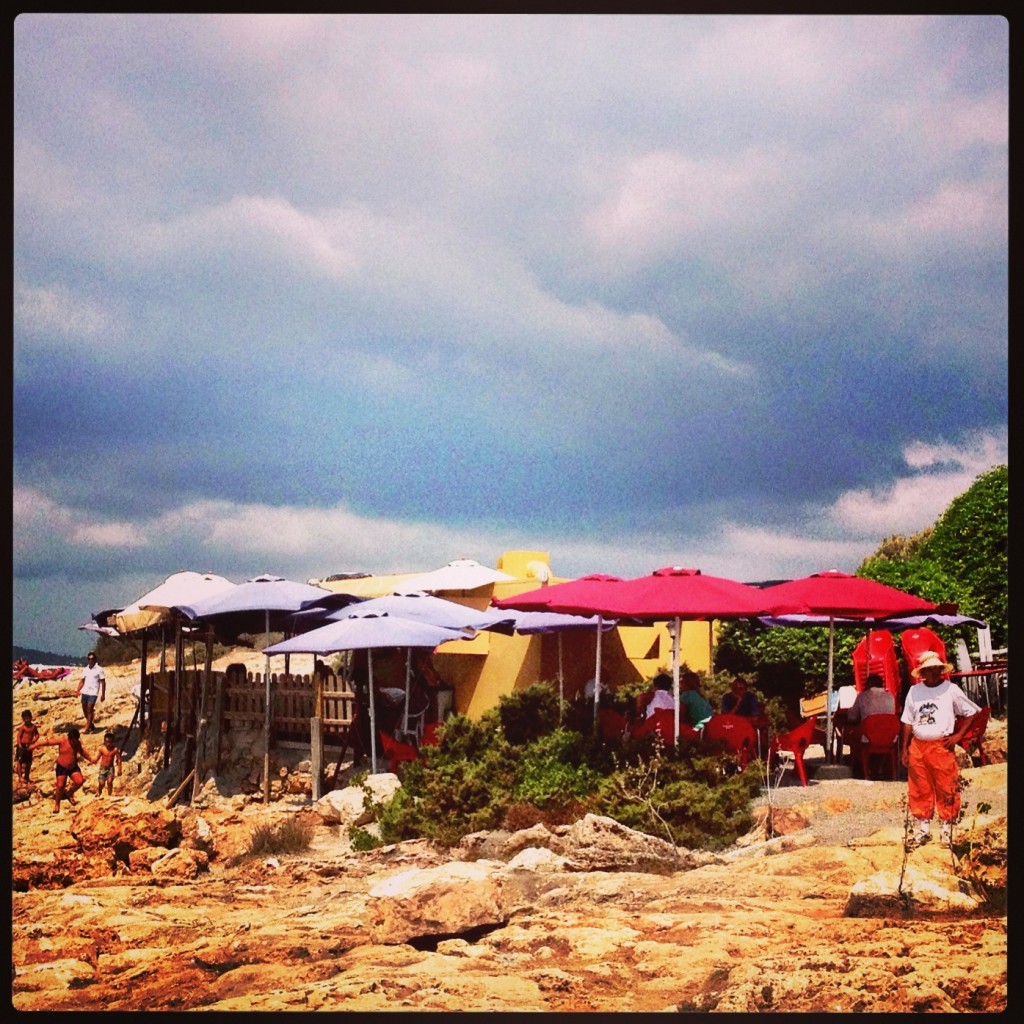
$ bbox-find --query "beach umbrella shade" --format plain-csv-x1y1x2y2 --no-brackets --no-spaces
757,612,986,631
530,567,799,745
265,611,473,773
175,574,337,639
760,570,938,759
112,571,238,767
493,575,628,724
303,591,517,632
396,558,516,594
174,573,348,803
113,571,237,635
298,591,519,734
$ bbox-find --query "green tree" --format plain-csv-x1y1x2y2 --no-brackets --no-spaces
918,465,1008,648
719,464,1008,698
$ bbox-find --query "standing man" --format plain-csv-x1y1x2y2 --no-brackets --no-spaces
900,650,981,847
76,651,106,734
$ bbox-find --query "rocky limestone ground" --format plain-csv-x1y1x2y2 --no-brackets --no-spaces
11,656,1008,1013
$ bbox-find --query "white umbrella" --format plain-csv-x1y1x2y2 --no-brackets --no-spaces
265,611,472,773
396,558,515,594
113,571,236,634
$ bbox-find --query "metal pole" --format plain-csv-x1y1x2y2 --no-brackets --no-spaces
825,617,835,764
368,649,378,774
593,616,603,728
263,609,271,804
672,616,681,747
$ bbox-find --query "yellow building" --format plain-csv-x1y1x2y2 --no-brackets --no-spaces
313,550,714,719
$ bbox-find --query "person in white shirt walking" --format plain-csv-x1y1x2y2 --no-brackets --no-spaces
76,652,106,734
900,651,981,847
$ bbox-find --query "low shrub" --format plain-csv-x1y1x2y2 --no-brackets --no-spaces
498,682,561,745
246,815,317,856
590,739,761,851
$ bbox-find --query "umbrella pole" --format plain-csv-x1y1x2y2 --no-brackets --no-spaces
672,616,681,748
593,616,603,728
558,633,564,723
403,648,412,736
368,649,378,774
825,616,835,764
263,610,271,805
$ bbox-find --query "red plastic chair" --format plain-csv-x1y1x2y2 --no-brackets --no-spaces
702,714,758,768
958,706,991,766
768,716,818,786
378,730,419,773
858,713,900,780
632,708,700,745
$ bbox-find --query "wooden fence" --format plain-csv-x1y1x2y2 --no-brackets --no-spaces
147,668,356,739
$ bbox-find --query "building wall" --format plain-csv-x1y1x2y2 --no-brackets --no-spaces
430,552,715,719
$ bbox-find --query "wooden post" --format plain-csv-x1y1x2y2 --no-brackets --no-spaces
190,627,214,802
212,672,225,774
263,670,273,804
311,668,324,801
166,768,196,809
139,631,149,733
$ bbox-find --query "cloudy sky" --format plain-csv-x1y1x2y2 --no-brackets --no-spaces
13,13,1007,656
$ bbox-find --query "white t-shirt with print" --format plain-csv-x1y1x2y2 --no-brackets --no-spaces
900,680,979,741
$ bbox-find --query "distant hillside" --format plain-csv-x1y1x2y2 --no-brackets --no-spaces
12,646,87,668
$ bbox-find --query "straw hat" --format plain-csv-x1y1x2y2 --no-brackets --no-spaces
911,650,953,677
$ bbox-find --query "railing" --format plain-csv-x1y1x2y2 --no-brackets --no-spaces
147,669,356,736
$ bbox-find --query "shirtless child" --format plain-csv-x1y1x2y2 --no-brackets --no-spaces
15,710,39,783
96,732,122,796
31,727,97,813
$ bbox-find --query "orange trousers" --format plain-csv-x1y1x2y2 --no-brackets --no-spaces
907,736,961,822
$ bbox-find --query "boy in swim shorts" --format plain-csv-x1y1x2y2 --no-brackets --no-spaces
96,732,122,796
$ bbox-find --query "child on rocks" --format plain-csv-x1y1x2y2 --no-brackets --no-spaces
15,710,39,783
31,727,97,813
96,732,122,796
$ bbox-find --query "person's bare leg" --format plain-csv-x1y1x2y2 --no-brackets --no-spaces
53,776,65,812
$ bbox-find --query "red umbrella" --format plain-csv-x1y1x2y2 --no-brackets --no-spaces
493,575,627,722
760,570,938,620
492,573,627,612
532,567,803,744
761,570,938,761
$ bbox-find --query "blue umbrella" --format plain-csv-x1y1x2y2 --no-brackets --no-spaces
265,611,472,773
293,591,516,734
174,574,341,802
299,590,516,631
758,612,987,630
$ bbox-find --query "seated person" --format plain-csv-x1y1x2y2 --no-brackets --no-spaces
847,674,896,729
642,673,676,718
841,673,896,762
720,676,761,717
679,670,714,730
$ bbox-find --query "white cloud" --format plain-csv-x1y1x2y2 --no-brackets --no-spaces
14,282,119,341
828,430,1006,538
13,485,146,559
137,195,363,281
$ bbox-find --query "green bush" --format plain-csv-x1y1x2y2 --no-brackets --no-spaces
347,824,383,852
498,682,561,745
591,741,761,851
376,713,520,847
513,728,604,809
